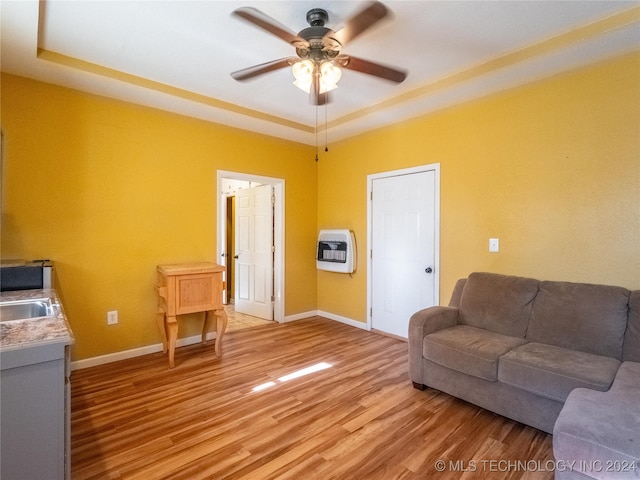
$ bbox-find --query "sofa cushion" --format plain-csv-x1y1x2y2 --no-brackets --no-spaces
526,281,630,359
459,272,539,337
553,362,640,480
498,342,620,402
423,325,528,382
449,278,466,308
624,290,640,362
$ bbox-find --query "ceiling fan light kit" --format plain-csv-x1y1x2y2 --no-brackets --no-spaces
231,1,407,106
292,59,342,94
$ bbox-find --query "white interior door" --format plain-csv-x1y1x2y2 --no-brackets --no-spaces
370,169,438,338
235,184,274,320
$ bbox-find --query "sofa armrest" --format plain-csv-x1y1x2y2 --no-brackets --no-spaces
408,306,460,385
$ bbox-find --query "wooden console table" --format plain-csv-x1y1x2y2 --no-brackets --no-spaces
156,262,227,368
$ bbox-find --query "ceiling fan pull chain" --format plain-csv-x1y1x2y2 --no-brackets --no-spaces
325,103,329,153
315,105,319,162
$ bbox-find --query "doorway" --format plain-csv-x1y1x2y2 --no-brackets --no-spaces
367,164,440,338
217,171,285,323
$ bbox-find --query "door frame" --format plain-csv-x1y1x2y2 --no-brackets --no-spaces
366,163,441,331
217,170,285,323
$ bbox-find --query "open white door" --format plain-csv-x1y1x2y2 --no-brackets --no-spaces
369,167,439,338
235,184,274,320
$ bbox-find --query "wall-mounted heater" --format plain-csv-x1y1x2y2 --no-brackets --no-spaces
316,229,356,274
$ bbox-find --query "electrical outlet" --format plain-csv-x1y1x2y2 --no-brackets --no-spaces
489,238,500,253
107,310,118,325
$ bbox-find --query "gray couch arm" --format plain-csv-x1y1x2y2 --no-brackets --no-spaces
408,306,460,386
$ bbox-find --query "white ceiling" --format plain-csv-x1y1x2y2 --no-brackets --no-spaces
2,1,639,145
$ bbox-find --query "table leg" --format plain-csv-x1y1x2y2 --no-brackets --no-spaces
214,308,228,356
202,310,213,345
156,308,168,353
166,315,178,368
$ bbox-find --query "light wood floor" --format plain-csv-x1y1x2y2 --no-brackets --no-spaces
224,304,274,332
70,317,554,480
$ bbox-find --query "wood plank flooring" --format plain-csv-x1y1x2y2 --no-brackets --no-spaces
70,317,554,480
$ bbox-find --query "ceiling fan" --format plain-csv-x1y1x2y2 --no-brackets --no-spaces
230,1,407,106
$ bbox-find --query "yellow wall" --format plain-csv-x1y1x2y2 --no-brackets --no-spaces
2,51,639,360
0,74,318,360
317,52,640,323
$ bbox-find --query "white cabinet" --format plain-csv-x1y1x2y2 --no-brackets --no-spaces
1,342,71,480
0,289,73,480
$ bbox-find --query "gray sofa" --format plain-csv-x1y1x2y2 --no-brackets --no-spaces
408,272,639,479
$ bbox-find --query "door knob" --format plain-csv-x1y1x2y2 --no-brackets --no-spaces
425,267,433,274
234,255,239,259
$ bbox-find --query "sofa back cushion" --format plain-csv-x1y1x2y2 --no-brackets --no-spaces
449,278,466,308
623,290,640,362
459,272,539,337
527,281,630,359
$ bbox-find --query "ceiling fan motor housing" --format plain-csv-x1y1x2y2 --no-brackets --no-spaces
297,8,341,62
306,8,328,26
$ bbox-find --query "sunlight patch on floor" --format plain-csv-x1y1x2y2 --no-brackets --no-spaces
252,362,333,393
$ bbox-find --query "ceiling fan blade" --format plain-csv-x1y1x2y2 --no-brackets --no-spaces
231,57,298,81
324,1,389,47
310,91,329,106
309,74,329,105
233,7,308,48
336,55,407,83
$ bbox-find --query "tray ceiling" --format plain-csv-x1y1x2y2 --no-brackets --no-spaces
2,1,639,145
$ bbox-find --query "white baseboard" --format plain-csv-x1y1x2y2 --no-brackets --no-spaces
284,310,368,331
283,310,318,322
70,332,217,371
317,310,369,330
71,312,367,371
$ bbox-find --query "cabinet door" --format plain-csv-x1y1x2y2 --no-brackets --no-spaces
175,273,221,314
1,358,66,480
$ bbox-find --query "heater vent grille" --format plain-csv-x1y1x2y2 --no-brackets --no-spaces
316,230,356,273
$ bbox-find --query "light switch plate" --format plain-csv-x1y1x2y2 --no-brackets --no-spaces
107,310,118,325
489,238,500,252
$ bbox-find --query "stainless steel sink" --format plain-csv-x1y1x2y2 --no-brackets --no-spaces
0,299,54,322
